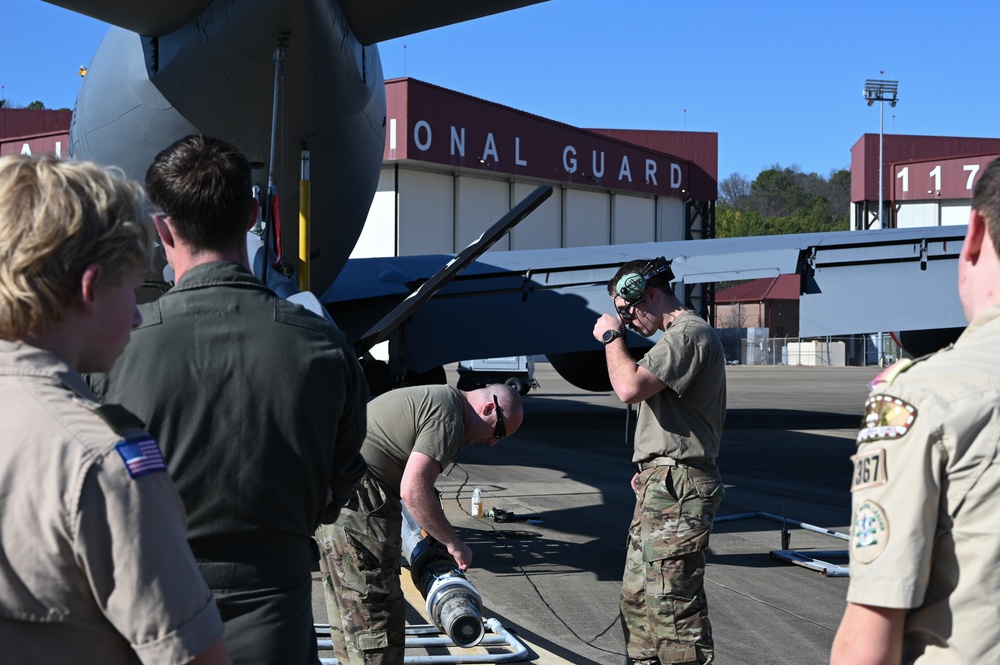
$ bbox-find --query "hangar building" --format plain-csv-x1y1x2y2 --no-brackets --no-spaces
851,133,1000,230
355,78,719,259
0,108,72,158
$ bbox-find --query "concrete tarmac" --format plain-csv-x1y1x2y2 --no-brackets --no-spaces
314,362,880,664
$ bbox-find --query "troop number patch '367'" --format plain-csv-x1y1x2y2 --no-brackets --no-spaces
850,448,887,491
857,394,917,444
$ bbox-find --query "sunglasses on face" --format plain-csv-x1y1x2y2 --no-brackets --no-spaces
492,394,506,440
616,301,639,322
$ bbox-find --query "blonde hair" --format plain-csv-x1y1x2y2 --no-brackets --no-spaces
0,154,154,339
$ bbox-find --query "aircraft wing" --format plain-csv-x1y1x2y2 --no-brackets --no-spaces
798,225,966,337
43,0,547,40
325,225,968,375
42,0,212,35
340,0,548,45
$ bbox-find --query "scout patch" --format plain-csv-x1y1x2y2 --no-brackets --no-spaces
851,500,889,564
857,394,917,443
850,448,887,491
115,437,167,479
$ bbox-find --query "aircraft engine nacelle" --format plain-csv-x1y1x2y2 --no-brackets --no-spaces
546,346,652,393
68,0,386,296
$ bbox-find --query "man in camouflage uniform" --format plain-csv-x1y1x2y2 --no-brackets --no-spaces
831,158,1000,663
317,383,523,665
593,258,727,664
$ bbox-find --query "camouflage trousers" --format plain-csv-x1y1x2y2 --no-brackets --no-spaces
316,472,405,665
620,463,724,664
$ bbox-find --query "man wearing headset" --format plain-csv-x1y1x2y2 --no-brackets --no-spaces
593,258,727,665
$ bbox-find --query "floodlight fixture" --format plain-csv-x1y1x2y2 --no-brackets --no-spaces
863,77,900,232
864,79,898,107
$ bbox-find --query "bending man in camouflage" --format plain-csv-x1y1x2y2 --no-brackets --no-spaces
317,384,523,665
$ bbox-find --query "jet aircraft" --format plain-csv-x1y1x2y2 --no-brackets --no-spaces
45,0,968,392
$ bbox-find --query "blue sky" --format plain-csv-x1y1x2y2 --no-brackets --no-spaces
4,0,997,181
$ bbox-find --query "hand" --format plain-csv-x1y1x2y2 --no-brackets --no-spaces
447,541,473,571
593,313,621,342
630,472,641,495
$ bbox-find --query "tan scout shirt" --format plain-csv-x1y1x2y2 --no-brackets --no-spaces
0,341,223,665
846,304,1000,664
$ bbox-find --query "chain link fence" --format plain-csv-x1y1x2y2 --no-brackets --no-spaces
717,328,903,367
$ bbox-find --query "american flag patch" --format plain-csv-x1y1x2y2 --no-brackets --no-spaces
114,437,167,479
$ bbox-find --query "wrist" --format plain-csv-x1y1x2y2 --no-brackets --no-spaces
602,328,624,345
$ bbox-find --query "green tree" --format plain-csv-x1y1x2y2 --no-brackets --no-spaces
718,173,751,210
716,164,849,238
716,206,767,238
26,100,46,110
750,167,811,218
826,168,851,224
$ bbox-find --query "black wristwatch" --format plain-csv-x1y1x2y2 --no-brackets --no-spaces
602,329,623,345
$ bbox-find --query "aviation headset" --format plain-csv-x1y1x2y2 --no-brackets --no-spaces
615,257,674,303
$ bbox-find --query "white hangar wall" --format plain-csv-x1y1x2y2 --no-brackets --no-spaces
511,182,560,250
456,176,510,250
352,164,689,258
563,189,609,248
939,202,972,226
894,202,973,229
854,201,973,231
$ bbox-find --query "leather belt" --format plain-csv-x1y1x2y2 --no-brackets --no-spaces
638,456,716,471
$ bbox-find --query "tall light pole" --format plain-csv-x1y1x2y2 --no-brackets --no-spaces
863,76,898,229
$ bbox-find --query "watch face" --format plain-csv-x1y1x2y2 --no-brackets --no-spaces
603,330,618,344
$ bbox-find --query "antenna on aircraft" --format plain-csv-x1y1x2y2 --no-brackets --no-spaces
262,35,293,284
354,185,553,358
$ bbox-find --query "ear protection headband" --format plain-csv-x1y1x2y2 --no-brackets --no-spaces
615,257,673,303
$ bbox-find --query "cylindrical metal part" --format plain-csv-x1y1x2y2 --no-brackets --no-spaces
436,589,485,647
424,574,484,647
